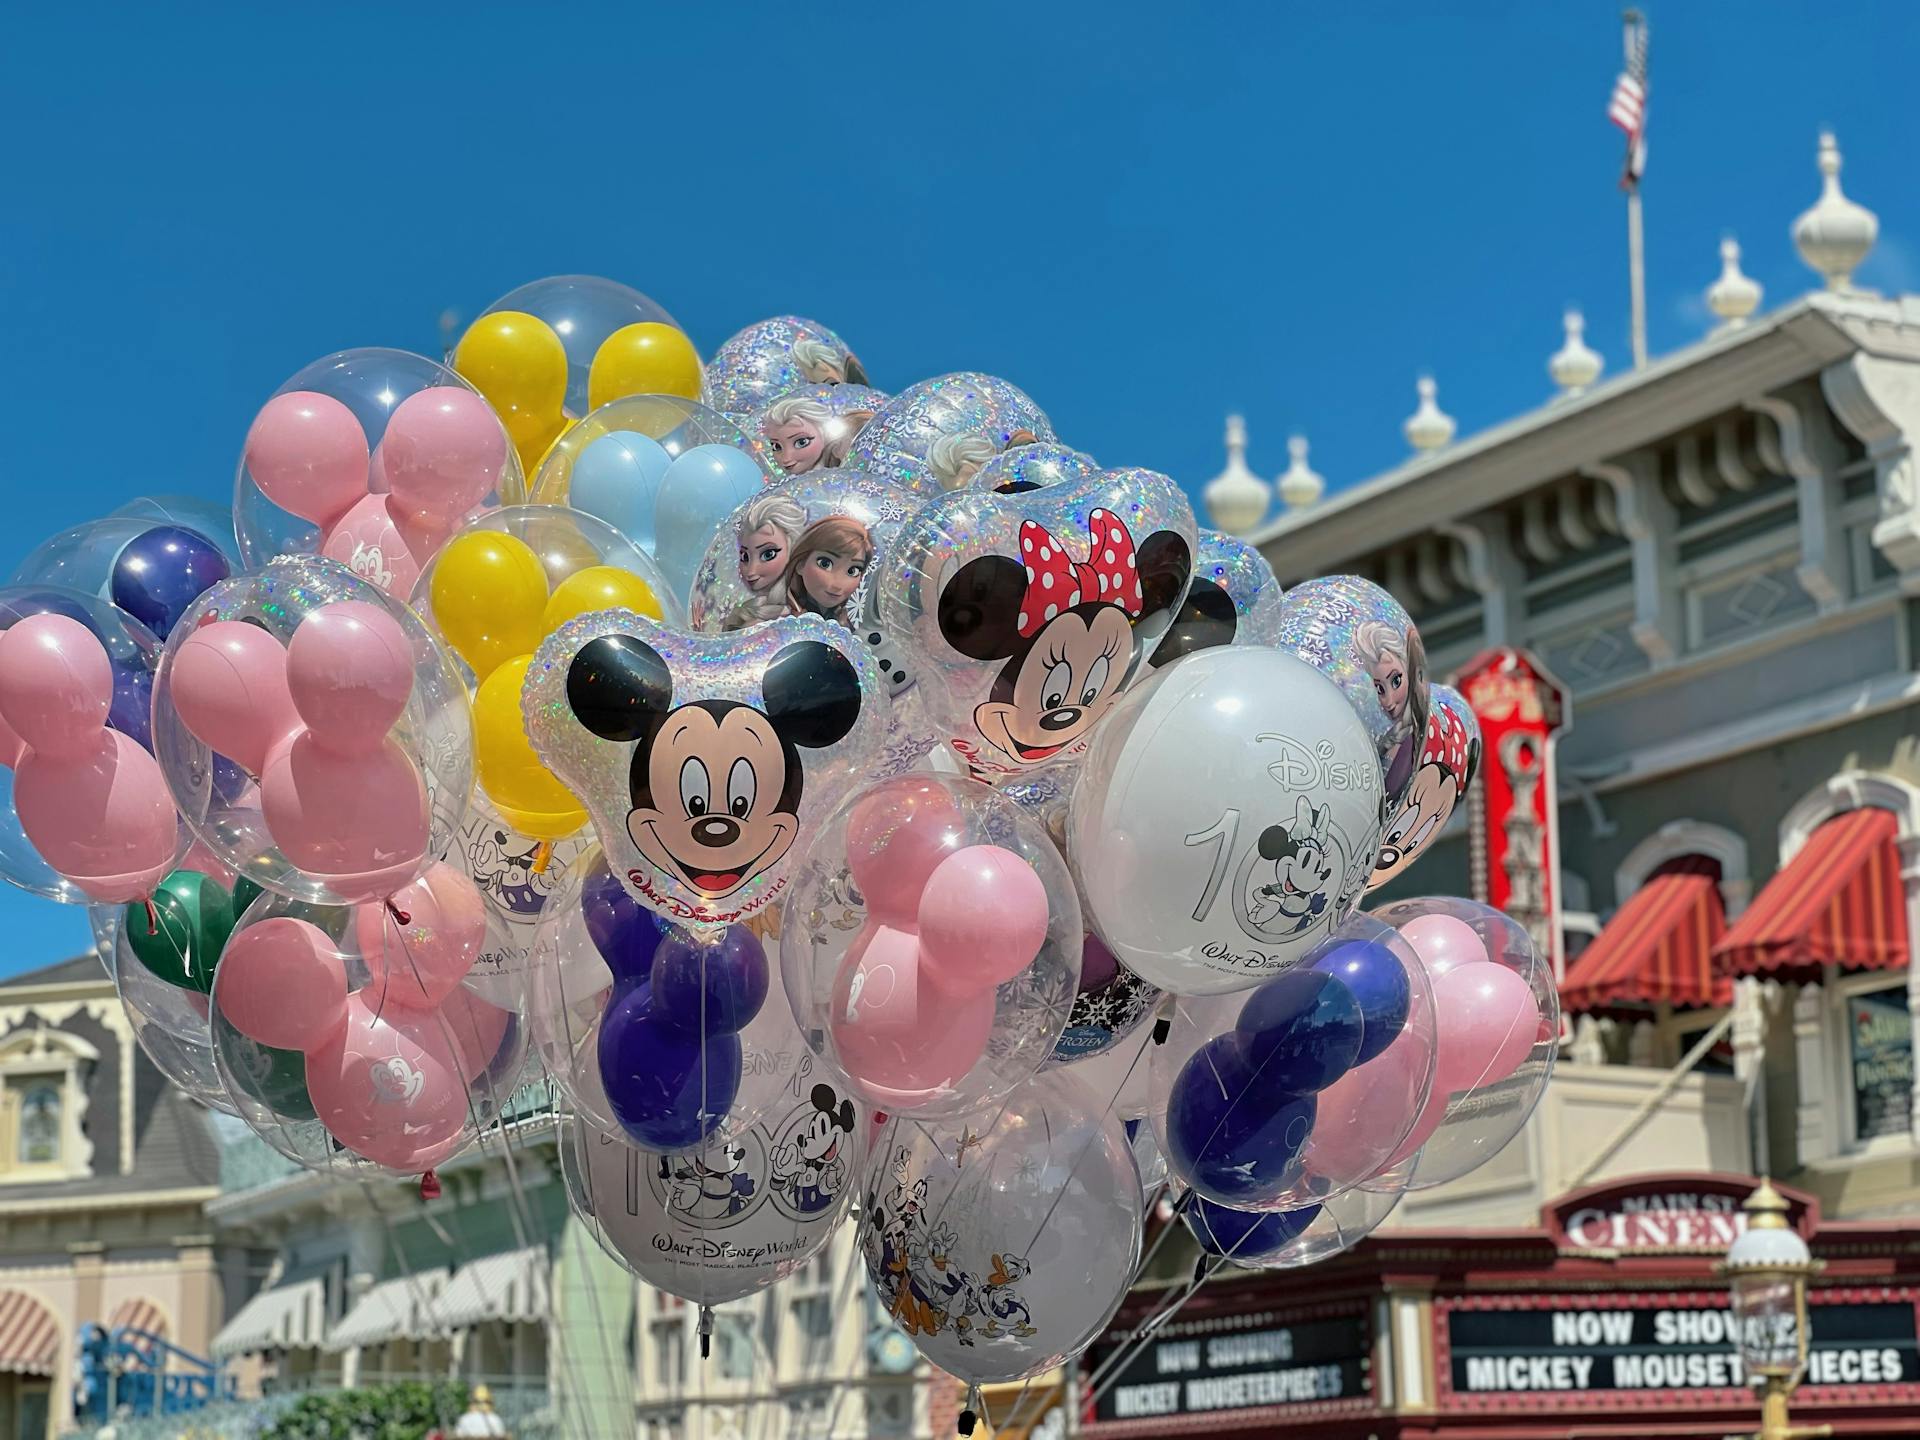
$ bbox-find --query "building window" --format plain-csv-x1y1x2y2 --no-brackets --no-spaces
1846,981,1912,1144
15,1083,59,1165
789,1292,832,1373
651,1317,683,1390
713,1311,754,1380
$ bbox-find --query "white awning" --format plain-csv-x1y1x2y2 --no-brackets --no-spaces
324,1270,449,1352
211,1277,326,1357
430,1246,549,1334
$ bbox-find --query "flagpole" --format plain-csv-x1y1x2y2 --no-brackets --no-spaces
1624,9,1648,369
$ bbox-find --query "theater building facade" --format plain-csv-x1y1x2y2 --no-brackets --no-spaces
1078,162,1920,1437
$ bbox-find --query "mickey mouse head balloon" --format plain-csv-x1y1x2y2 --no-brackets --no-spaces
524,611,885,928
879,468,1197,781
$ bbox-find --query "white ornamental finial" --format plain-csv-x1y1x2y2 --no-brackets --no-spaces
1548,309,1604,397
1202,413,1270,534
1404,377,1456,453
1793,131,1878,293
1277,435,1324,510
1706,236,1763,330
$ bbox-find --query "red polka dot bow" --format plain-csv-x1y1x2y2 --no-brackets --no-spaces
1421,700,1474,778
1014,508,1141,636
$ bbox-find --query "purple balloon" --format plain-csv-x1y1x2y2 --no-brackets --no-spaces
582,854,669,987
597,987,742,1150
108,659,154,751
651,924,769,1035
1079,931,1119,992
110,526,230,639
1232,969,1365,1094
1165,1035,1318,1207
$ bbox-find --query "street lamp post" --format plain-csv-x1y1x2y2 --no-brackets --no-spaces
1717,1178,1831,1440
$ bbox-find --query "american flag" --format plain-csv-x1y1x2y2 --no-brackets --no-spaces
1608,11,1648,188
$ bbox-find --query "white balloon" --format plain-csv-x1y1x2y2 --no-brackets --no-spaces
1069,648,1385,996
861,1068,1141,1385
568,1078,867,1306
451,795,587,1006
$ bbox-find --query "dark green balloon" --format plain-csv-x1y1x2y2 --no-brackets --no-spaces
231,873,263,920
229,1038,315,1122
123,870,237,995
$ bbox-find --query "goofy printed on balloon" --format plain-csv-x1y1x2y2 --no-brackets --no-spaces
936,509,1190,775
564,635,866,920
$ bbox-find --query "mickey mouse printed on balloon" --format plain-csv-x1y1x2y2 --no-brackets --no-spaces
1368,683,1480,890
524,610,885,928
1147,529,1286,670
882,469,1195,779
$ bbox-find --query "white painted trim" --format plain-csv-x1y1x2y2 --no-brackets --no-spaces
1777,770,1920,862
1615,820,1753,917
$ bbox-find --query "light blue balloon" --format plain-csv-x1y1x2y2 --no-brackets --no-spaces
571,430,674,552
654,445,767,604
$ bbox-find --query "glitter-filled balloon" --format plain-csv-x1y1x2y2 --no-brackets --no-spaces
1368,684,1481,891
1143,528,1286,671
705,316,871,416
850,373,1057,494
1273,576,1431,814
971,442,1102,494
749,384,890,477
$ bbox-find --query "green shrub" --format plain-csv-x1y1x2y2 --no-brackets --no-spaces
259,1379,471,1440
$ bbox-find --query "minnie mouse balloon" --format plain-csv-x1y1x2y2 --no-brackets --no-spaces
1069,646,1385,995
524,611,885,929
1144,529,1286,671
1368,684,1481,891
878,468,1196,781
1273,576,1430,811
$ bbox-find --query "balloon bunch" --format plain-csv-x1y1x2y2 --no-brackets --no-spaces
0,273,1563,1408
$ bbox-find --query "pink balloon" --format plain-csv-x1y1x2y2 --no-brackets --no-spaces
1433,962,1541,1093
917,845,1049,992
215,917,349,1052
286,601,415,750
355,863,487,1009
829,923,994,1105
1382,1080,1452,1172
15,732,177,902
380,389,504,530
435,984,513,1084
844,778,966,924
245,391,370,529
260,733,429,901
367,440,391,495
306,996,469,1169
0,707,25,770
1300,1027,1435,1187
0,615,113,759
320,493,422,598
1397,913,1488,978
168,621,299,776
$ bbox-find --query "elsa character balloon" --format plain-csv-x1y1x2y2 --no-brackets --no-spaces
783,516,874,629
791,336,867,387
1354,619,1427,796
761,396,870,476
729,492,808,627
928,429,1041,491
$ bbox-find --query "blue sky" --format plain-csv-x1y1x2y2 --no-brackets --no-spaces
1,2,1914,970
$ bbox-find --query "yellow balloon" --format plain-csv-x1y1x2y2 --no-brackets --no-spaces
542,566,663,633
475,657,586,840
588,323,702,409
429,532,550,678
455,312,570,472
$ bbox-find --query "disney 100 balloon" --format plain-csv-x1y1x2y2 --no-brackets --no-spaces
1273,576,1430,813
1144,528,1286,671
524,611,885,929
861,1067,1140,1384
1367,683,1481,891
878,468,1196,780
705,315,871,418
564,1075,866,1306
1070,646,1385,996
750,384,888,478
850,373,1056,493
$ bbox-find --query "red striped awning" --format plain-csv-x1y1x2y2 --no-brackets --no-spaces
0,1289,59,1375
108,1297,168,1340
1561,856,1730,1012
1714,808,1909,981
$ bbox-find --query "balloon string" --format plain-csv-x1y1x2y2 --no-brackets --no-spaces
142,898,159,938
531,840,554,875
385,899,412,926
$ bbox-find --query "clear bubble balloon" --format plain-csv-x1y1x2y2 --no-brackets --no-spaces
113,495,243,565
705,316,871,417
14,516,232,636
562,1081,866,1305
209,871,525,1175
93,907,238,1116
1070,646,1385,996
781,774,1080,1120
1186,1176,1404,1271
861,1067,1141,1384
0,585,171,902
151,555,473,905
1150,914,1437,1211
235,348,519,594
1367,896,1558,1191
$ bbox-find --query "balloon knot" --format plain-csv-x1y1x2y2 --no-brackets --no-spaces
419,1169,441,1201
531,840,554,875
386,900,412,926
142,898,160,938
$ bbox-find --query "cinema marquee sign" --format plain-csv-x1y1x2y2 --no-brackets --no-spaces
1092,1307,1372,1422
1545,1173,1813,1255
